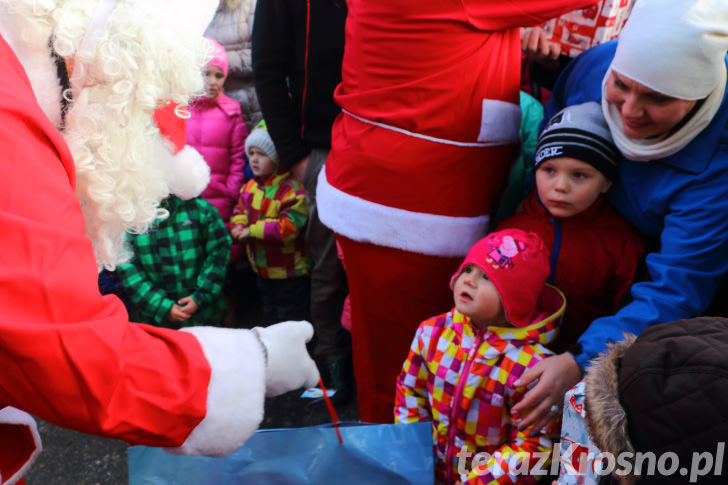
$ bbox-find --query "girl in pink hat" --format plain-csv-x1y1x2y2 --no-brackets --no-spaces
395,229,566,484
187,38,250,323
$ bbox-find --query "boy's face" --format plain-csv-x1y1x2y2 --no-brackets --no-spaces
204,66,225,100
453,264,507,328
248,146,276,177
536,157,612,219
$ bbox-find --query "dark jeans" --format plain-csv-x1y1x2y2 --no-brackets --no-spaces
257,275,311,325
303,148,351,361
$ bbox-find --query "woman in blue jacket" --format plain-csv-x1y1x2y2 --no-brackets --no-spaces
513,0,728,430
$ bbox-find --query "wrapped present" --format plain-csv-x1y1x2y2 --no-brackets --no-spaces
556,380,602,485
543,0,636,57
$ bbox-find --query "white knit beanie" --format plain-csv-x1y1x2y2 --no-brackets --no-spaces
245,120,279,162
611,0,728,100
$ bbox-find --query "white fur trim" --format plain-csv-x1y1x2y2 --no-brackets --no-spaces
0,406,42,485
162,145,211,200
317,168,489,257
343,109,495,147
477,99,522,145
166,327,266,457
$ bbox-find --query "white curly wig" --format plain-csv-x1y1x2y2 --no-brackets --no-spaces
0,0,216,270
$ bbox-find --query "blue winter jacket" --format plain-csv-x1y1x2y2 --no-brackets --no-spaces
546,41,728,369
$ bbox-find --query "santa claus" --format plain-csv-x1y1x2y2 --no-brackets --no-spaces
318,0,598,422
0,1,318,483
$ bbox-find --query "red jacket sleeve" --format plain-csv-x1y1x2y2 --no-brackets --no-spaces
0,38,211,447
461,0,599,31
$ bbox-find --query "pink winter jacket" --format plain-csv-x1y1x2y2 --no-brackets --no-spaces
187,94,248,224
187,94,248,262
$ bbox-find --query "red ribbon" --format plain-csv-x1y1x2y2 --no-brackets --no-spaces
319,377,343,444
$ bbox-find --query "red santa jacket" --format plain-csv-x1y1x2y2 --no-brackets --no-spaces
0,35,265,483
318,0,598,258
498,191,646,351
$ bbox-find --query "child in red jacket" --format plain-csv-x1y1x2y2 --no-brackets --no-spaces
395,229,565,484
498,102,645,352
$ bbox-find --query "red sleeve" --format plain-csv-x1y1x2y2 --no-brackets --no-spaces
612,229,647,312
460,0,599,31
0,38,210,447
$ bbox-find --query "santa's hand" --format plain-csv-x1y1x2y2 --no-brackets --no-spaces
252,321,319,397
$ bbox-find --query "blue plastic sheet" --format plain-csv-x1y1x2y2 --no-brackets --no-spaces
128,421,433,484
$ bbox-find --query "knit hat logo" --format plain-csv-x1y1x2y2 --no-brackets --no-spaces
486,235,525,269
534,101,621,180
450,229,551,327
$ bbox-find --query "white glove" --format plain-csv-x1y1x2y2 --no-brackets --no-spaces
253,321,320,397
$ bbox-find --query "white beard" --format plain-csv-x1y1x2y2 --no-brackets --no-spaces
0,0,213,270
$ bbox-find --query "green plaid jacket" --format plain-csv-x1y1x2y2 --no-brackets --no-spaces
117,196,231,328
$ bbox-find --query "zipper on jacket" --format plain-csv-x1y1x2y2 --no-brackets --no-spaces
300,0,311,139
548,218,562,284
445,326,485,483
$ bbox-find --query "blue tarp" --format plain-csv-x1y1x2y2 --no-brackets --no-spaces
128,421,434,484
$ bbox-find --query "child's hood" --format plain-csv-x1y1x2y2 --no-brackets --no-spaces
483,284,565,348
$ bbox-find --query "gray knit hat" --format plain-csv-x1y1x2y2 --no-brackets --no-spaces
245,120,279,163
534,101,621,180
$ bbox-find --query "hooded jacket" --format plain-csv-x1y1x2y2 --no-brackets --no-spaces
498,191,646,351
583,317,728,484
395,285,566,484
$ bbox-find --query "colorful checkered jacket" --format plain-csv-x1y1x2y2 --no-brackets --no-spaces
117,196,231,328
231,172,311,279
395,285,566,484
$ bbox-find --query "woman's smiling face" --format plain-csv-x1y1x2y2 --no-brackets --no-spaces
604,71,698,140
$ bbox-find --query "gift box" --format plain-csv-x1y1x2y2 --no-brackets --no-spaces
556,380,602,485
543,0,636,57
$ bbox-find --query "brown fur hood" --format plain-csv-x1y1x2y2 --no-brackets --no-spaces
584,333,637,459
582,317,728,483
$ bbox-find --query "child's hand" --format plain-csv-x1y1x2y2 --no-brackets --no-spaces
177,296,199,316
231,225,250,242
521,27,562,70
168,304,192,323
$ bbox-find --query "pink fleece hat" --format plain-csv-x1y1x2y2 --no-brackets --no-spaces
205,37,228,78
450,229,551,327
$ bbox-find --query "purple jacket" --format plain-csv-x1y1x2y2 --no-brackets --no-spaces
187,94,248,226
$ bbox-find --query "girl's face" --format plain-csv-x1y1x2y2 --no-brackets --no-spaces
204,66,225,100
604,71,698,140
248,146,276,177
536,157,612,219
453,264,507,328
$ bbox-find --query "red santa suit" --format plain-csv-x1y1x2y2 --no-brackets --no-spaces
0,34,269,484
317,0,598,423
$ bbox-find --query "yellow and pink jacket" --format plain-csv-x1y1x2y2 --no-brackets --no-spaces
231,172,311,279
395,285,565,484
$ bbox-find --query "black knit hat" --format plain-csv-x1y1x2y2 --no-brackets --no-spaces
534,101,621,180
